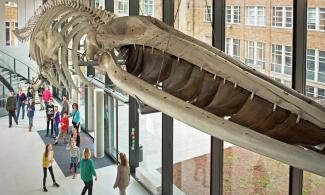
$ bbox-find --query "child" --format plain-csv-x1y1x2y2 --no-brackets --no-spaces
67,138,80,179
46,99,54,137
26,98,35,132
71,128,80,147
54,112,69,145
53,106,60,138
42,143,60,192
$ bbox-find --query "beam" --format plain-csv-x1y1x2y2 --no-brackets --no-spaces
105,0,114,12
163,0,174,26
211,0,225,194
129,97,139,173
290,0,307,194
129,0,139,16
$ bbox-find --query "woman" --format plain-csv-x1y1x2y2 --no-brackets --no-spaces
113,153,130,195
42,86,52,108
71,128,80,147
26,98,35,132
70,103,80,131
16,87,27,121
42,144,60,192
80,148,97,195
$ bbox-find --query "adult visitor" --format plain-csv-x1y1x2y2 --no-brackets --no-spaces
26,98,35,132
80,148,97,195
46,99,55,137
42,143,60,192
38,85,45,110
113,153,130,195
6,91,18,128
16,87,27,120
42,86,52,108
61,95,69,117
70,103,80,131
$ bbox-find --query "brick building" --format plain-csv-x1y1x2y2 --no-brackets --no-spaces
4,1,18,46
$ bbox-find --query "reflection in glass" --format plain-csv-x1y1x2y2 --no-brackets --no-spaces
118,100,129,157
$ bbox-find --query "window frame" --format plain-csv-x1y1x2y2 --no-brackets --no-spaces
272,6,293,28
226,5,240,24
204,5,212,22
143,0,154,16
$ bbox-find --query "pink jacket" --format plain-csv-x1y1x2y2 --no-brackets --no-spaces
42,90,52,102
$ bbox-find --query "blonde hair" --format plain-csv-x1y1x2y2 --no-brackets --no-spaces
83,148,91,159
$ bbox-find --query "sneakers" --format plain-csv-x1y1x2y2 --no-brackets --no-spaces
43,186,48,192
53,182,60,187
9,125,12,128
15,121,18,125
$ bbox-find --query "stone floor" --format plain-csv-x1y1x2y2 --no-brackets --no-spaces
0,105,149,195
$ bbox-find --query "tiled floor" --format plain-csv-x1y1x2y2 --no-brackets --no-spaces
0,105,149,195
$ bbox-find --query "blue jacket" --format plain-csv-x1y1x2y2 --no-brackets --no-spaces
70,110,80,124
27,103,35,118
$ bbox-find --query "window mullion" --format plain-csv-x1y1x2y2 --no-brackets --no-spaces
316,50,319,81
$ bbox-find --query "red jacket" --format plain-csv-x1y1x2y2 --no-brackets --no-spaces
60,117,69,132
42,90,52,102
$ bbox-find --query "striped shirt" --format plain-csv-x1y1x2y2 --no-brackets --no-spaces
69,146,80,158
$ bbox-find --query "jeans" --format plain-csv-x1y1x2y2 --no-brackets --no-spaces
43,166,56,187
46,118,53,136
53,122,59,137
81,180,93,195
16,103,25,119
44,101,48,108
8,110,17,125
70,157,78,174
28,116,33,127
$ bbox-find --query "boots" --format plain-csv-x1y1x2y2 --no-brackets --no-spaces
28,125,32,132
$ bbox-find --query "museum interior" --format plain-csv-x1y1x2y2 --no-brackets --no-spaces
0,0,324,195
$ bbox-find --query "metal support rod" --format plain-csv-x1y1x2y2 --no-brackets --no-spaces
129,0,139,16
162,113,173,195
129,97,139,174
289,0,307,194
105,0,114,12
211,0,225,194
163,0,174,26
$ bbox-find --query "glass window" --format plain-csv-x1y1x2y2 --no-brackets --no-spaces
306,85,315,97
272,7,293,28
144,0,154,16
303,171,325,194
204,5,212,22
233,39,240,59
115,0,129,16
307,49,316,81
256,42,265,66
271,44,283,73
226,38,231,55
318,88,325,98
245,41,265,69
285,7,293,27
118,101,129,157
284,46,292,75
320,8,325,31
319,50,325,83
226,6,232,23
245,41,255,65
308,8,316,30
246,6,265,26
173,120,210,194
5,22,10,46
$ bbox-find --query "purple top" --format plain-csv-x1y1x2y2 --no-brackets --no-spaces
54,112,60,123
16,93,27,103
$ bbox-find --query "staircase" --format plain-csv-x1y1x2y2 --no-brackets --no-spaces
0,50,38,117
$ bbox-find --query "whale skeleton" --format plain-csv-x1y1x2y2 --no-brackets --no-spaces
15,0,325,176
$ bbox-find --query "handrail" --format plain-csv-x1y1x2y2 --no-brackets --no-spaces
0,50,38,74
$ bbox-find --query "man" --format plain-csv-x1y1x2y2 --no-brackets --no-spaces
46,99,55,137
38,85,44,110
61,95,69,117
27,82,35,100
6,91,18,128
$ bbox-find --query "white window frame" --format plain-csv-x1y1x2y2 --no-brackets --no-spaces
204,5,212,22
306,85,316,97
115,0,129,16
225,38,240,59
307,49,316,81
307,8,325,31
144,0,154,16
245,6,265,26
272,6,293,28
271,44,292,75
226,6,240,24
245,40,265,69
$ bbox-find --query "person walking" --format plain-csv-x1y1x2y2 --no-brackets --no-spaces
38,85,45,110
80,148,97,195
26,98,35,132
53,106,60,138
61,95,69,117
42,143,60,192
16,87,27,120
6,91,18,128
42,86,52,108
54,112,69,145
71,127,80,147
70,103,80,131
67,138,80,179
113,153,130,195
46,99,55,137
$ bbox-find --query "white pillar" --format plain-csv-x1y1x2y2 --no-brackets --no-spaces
87,87,94,132
71,75,79,104
94,88,104,158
